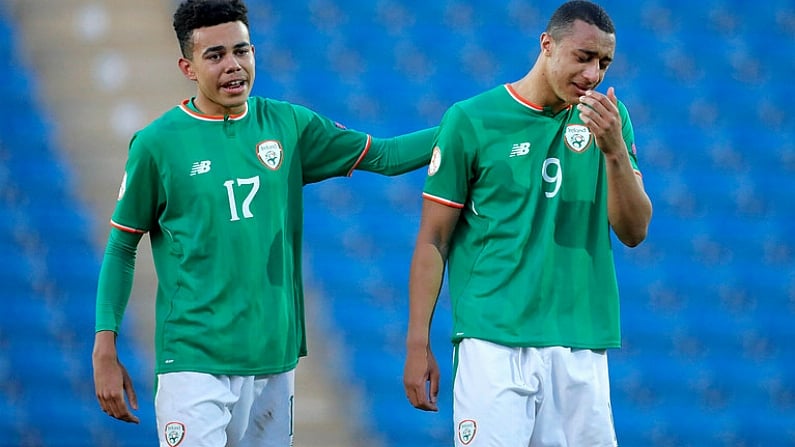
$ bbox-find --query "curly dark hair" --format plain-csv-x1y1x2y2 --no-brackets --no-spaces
173,0,250,58
546,1,615,40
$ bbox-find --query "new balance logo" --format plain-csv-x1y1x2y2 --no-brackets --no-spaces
510,142,531,157
190,160,212,176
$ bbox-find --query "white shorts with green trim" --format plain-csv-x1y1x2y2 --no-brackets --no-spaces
453,339,617,447
155,370,295,447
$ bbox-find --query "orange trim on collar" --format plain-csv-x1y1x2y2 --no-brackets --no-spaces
504,84,544,111
503,84,573,113
178,99,249,121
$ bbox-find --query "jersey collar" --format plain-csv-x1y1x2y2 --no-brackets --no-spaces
504,84,572,115
178,98,249,122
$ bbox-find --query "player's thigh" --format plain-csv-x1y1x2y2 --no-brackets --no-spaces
234,369,296,447
155,372,237,447
532,348,617,447
453,338,539,446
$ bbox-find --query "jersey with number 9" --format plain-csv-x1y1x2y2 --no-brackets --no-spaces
422,84,640,350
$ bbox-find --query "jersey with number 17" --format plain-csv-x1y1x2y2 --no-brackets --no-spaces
111,96,372,376
424,84,641,350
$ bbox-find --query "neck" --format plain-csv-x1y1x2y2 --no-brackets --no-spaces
192,96,246,117
510,60,569,114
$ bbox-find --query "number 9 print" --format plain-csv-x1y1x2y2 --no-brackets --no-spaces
542,157,561,199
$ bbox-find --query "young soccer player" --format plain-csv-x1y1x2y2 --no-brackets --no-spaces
402,1,653,445
91,1,434,445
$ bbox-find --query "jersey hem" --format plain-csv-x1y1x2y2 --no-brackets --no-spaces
154,360,300,376
452,335,621,350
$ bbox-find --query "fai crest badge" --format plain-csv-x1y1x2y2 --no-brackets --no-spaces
164,422,185,447
458,419,477,445
256,140,283,170
428,146,442,176
564,124,592,153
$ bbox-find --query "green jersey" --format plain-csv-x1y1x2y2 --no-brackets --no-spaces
424,84,640,350
102,96,431,375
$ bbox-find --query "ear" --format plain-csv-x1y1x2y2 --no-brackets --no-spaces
178,57,197,81
540,32,553,56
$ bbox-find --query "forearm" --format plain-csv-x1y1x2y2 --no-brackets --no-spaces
406,242,447,350
95,228,142,333
605,152,652,247
358,127,437,176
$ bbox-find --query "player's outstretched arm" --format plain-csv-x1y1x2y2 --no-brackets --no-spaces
403,199,461,411
358,127,438,176
93,331,140,424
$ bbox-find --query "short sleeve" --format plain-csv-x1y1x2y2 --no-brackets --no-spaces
617,100,640,173
422,104,476,209
110,133,163,233
292,104,370,184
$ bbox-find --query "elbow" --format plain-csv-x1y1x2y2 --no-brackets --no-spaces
615,222,649,247
612,201,652,247
619,231,647,247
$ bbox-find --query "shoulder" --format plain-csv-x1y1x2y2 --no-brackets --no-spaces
248,96,322,127
455,86,505,113
127,103,194,157
441,86,506,128
135,104,187,140
249,96,306,115
439,87,503,134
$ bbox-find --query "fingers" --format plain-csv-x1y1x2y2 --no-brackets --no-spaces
403,355,440,412
94,360,140,424
577,89,621,136
97,387,141,423
607,86,617,105
578,90,614,122
404,373,438,411
409,384,439,411
429,368,440,404
123,368,139,411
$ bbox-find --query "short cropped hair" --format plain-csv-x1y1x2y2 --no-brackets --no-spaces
173,0,250,58
546,1,615,40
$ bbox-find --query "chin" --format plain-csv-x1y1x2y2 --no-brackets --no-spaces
224,97,249,110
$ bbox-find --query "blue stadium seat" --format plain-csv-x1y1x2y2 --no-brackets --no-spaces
0,6,157,445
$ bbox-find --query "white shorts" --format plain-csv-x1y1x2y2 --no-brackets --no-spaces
155,370,295,447
453,339,617,447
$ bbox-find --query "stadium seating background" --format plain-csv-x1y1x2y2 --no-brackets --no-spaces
1,0,793,446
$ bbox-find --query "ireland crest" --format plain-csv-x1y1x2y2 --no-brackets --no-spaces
458,419,477,445
256,140,283,170
564,124,593,153
164,422,185,447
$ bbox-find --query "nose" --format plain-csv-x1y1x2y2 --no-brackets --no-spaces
582,60,600,84
225,55,242,72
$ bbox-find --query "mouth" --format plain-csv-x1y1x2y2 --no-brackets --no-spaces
572,83,592,96
222,79,248,95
